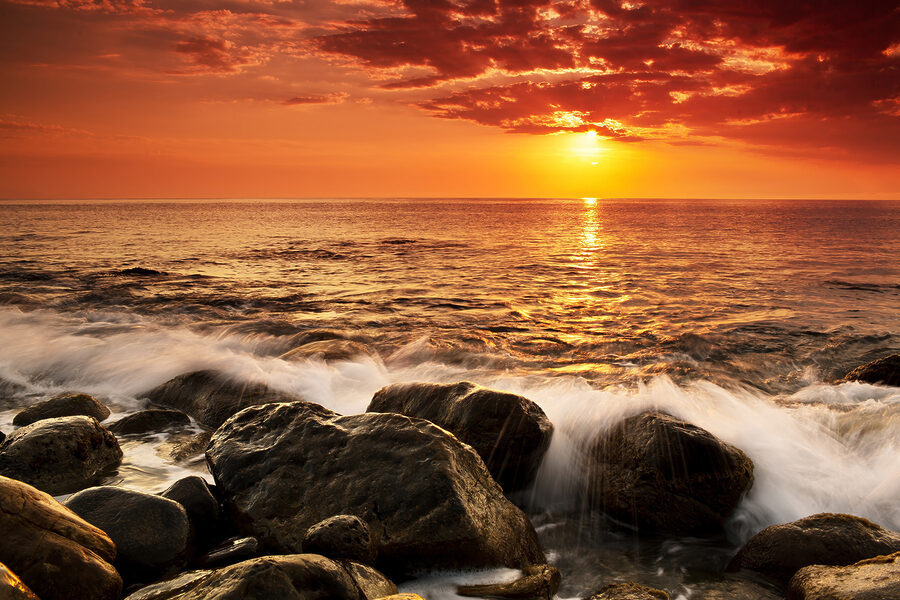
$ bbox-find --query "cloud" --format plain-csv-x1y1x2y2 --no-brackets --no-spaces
283,92,348,105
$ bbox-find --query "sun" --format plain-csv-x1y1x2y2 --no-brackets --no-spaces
570,130,606,164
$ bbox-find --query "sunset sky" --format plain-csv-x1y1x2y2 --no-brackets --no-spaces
1,0,898,199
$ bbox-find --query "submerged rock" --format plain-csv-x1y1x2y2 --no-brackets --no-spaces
12,392,111,426
585,411,753,534
842,354,900,386
123,554,396,600
302,515,376,565
281,339,374,362
727,513,900,584
207,401,545,576
787,551,900,599
108,408,191,435
161,476,221,551
586,582,670,600
0,475,121,600
142,370,301,428
0,563,40,600
367,381,553,492
65,486,191,584
457,564,560,599
0,415,122,495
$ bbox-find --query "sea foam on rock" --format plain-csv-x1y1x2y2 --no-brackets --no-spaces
842,353,900,386
206,401,545,576
0,415,122,495
585,411,753,534
142,370,302,428
0,475,122,600
65,485,192,585
12,392,111,426
367,381,553,492
787,551,900,599
727,512,900,584
123,554,397,600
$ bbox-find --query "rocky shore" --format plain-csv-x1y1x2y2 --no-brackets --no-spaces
1,354,898,599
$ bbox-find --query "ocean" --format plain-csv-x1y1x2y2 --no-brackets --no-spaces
1,198,898,598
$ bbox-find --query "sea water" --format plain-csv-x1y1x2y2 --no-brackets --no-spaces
0,198,898,598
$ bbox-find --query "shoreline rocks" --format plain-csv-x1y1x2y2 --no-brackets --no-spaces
206,401,545,576
302,515,377,565
457,564,560,599
13,392,111,426
842,353,900,386
787,551,900,599
367,381,553,492
109,408,191,435
585,411,754,534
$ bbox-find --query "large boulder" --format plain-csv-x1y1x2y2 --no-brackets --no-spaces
207,401,545,576
586,583,670,600
788,551,900,599
123,554,396,600
109,409,191,435
367,381,553,492
65,486,191,584
0,415,122,495
727,513,900,584
302,515,376,565
585,412,754,534
142,370,301,428
842,354,900,386
0,475,121,600
13,392,111,426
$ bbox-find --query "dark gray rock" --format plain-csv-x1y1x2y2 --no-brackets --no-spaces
122,554,397,600
0,415,122,495
586,582,671,600
585,412,754,534
302,515,376,565
843,354,900,386
457,564,560,599
13,392,111,426
142,370,301,428
0,475,121,600
207,401,545,577
65,485,191,584
109,409,191,435
367,381,553,492
196,537,259,569
727,513,900,584
787,551,900,599
161,475,221,550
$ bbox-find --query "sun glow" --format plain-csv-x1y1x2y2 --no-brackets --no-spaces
570,130,606,163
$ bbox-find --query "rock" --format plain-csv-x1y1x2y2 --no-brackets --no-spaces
65,486,191,584
585,411,753,534
727,513,900,584
196,537,259,569
787,551,900,599
123,554,396,600
586,582,671,599
161,476,221,550
109,409,191,435
303,515,376,564
0,415,122,495
367,381,553,492
207,401,545,576
457,564,560,599
0,475,121,600
0,562,41,600
375,596,426,600
281,339,374,362
118,267,167,276
12,392,111,426
843,354,900,386
142,370,301,428
164,430,213,462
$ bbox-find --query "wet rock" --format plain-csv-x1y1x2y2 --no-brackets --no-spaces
109,409,191,435
142,370,301,428
375,596,426,600
207,401,545,577
0,475,121,600
0,563,40,600
196,536,259,569
457,564,560,599
0,415,122,495
727,513,900,584
787,551,900,599
586,582,670,599
12,392,111,426
118,267,167,276
842,354,900,386
281,339,374,362
164,429,213,462
161,476,221,550
367,381,553,492
65,485,191,584
585,411,753,534
303,514,376,564
123,554,396,600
